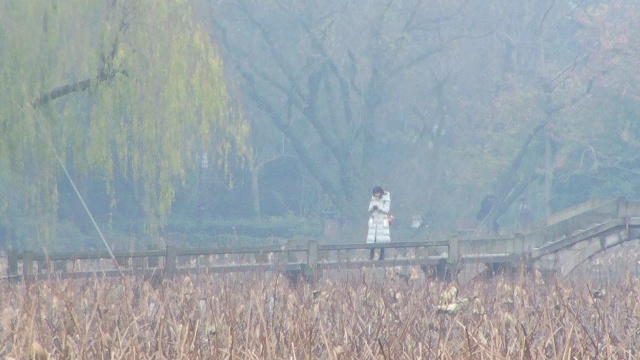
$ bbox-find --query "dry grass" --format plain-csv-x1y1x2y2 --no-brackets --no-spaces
1,261,640,359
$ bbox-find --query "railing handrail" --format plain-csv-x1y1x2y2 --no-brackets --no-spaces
6,197,640,282
319,240,449,251
8,240,449,261
4,239,451,282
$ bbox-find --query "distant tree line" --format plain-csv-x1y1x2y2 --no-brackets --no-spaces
1,0,639,250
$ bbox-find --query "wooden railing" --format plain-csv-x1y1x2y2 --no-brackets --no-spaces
4,240,451,282
5,198,640,282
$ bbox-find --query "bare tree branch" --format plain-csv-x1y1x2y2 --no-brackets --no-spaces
32,0,131,108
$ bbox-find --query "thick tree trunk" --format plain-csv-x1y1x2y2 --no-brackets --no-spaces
544,129,554,218
250,166,261,219
477,123,546,231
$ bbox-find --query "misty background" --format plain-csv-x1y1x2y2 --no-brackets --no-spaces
1,0,639,252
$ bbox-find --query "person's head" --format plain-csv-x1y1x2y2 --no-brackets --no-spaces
372,186,384,199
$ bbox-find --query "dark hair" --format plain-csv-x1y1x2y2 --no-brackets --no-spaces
372,186,384,195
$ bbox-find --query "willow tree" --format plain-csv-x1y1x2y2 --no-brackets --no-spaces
0,0,249,246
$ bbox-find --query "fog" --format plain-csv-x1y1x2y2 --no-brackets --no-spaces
2,0,639,250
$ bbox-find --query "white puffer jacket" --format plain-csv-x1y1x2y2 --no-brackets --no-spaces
367,192,391,243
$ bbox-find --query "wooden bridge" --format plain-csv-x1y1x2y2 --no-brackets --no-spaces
4,198,640,282
458,197,640,277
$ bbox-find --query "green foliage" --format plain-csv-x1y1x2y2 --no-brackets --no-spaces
0,0,250,244
3,0,640,248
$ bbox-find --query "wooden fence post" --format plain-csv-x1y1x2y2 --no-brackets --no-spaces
165,245,177,277
305,240,320,284
449,235,459,263
308,241,318,269
7,250,18,278
23,251,34,281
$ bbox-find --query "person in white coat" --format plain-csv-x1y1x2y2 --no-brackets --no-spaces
367,186,391,260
